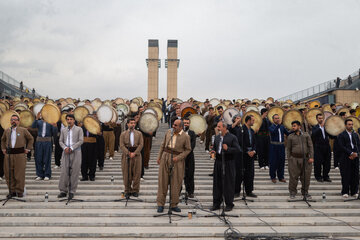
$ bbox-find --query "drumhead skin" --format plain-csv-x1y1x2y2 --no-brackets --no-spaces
282,110,303,130
325,115,345,136
1,110,20,130
97,105,113,123
83,116,101,135
74,106,89,122
139,113,159,134
19,110,35,128
189,114,207,135
306,108,323,126
223,108,240,126
33,102,45,116
41,103,60,125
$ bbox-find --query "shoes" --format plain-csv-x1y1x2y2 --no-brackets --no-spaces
303,194,312,200
80,178,88,181
53,165,59,169
27,157,31,161
210,205,220,211
316,178,324,182
205,150,209,153
208,173,214,177
171,207,181,212
115,150,118,153
141,177,144,181
0,177,3,181
89,178,95,181
271,179,277,183
109,157,113,161
17,192,23,198
7,192,16,198
352,193,359,198
247,192,257,198
335,167,339,170
69,193,74,200
343,194,349,198
234,193,241,198
99,167,104,171
132,192,139,197
200,140,204,144
157,206,164,213
265,166,269,170
224,205,233,212
323,178,332,182
279,179,286,183
35,177,43,181
260,167,265,170
44,177,50,181
289,195,296,200
57,192,67,198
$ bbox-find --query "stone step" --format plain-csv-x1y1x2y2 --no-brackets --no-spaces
0,123,359,239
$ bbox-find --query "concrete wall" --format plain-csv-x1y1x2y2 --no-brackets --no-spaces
334,89,360,104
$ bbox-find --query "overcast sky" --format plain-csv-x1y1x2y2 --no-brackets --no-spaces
1,0,359,101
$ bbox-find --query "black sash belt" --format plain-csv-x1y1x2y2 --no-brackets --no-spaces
7,147,25,154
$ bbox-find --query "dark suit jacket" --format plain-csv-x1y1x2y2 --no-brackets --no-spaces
337,130,360,159
185,129,196,162
311,124,330,148
238,124,256,154
213,132,241,162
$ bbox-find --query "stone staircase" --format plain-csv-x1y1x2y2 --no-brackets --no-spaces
1,123,360,239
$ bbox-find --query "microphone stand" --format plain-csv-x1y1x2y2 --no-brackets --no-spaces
114,132,143,206
1,125,26,205
344,130,360,202
154,128,186,223
207,133,238,219
60,126,83,205
234,126,253,204
288,131,315,207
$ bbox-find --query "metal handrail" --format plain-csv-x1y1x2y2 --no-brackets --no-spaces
0,70,40,95
278,69,360,102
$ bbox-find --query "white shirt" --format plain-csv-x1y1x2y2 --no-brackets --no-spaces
130,131,134,147
319,125,325,139
66,126,74,149
218,136,224,154
11,127,17,148
347,131,354,149
41,122,46,137
278,128,282,142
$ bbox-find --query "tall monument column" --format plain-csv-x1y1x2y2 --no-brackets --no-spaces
146,39,160,101
166,40,180,100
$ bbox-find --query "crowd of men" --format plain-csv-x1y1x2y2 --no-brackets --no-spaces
0,97,359,214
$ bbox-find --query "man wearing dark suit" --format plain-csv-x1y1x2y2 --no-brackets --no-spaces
256,108,270,169
311,114,332,182
269,114,289,183
210,121,241,212
183,117,196,198
238,115,257,198
337,119,360,198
